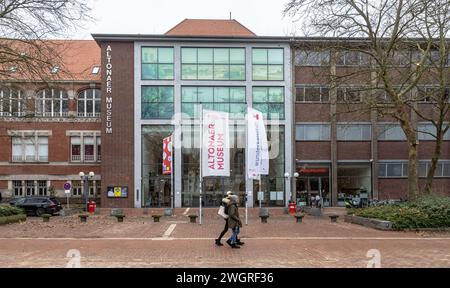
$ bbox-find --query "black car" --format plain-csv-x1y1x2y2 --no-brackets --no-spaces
14,196,62,216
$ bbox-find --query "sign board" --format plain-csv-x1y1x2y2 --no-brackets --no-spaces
270,191,284,201
64,190,71,195
107,186,128,198
63,182,71,190
257,191,264,201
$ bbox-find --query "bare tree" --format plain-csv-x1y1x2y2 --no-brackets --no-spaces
285,0,450,200
0,0,92,81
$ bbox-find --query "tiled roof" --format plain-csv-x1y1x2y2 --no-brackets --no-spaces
165,19,256,37
0,40,100,82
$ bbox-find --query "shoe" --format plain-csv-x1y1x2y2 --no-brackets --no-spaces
215,239,223,246
236,240,245,245
226,239,233,247
231,244,241,249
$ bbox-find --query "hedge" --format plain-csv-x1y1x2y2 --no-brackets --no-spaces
0,205,25,217
0,214,27,225
348,196,450,229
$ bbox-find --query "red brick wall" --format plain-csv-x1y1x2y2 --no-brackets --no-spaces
100,42,135,208
296,142,331,160
295,104,330,122
378,142,409,159
337,142,371,160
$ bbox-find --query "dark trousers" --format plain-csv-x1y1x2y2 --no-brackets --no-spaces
217,219,229,241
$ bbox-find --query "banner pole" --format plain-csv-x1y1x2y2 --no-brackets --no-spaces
199,104,203,225
171,135,174,210
259,176,262,209
245,108,248,226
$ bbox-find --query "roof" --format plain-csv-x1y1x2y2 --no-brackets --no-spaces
0,40,100,82
165,19,256,37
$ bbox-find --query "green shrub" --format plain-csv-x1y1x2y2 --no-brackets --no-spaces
349,196,450,229
0,205,25,217
0,214,27,225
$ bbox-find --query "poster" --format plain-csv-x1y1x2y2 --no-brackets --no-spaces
107,186,128,198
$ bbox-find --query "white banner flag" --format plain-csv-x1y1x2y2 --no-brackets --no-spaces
247,107,269,179
202,109,230,177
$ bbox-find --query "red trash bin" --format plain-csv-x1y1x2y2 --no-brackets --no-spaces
288,201,296,214
88,201,96,213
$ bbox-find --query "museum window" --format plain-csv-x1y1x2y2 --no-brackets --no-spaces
337,124,371,141
141,86,174,119
181,47,245,80
70,135,101,162
418,123,450,141
378,162,409,178
36,88,69,117
12,135,48,162
377,124,406,140
141,47,174,80
0,87,24,116
181,86,246,119
296,86,329,102
252,48,284,80
77,88,101,117
296,124,331,141
252,87,284,120
295,50,330,66
13,180,23,196
37,180,48,196
25,180,35,196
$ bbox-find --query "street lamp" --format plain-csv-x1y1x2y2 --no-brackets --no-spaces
284,172,300,204
79,171,94,211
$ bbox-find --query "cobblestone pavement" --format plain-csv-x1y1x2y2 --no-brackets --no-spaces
1,210,450,267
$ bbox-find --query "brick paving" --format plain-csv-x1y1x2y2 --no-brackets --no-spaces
1,209,450,267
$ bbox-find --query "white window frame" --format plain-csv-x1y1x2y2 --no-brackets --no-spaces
36,88,69,117
68,131,101,162
9,131,50,162
77,88,101,117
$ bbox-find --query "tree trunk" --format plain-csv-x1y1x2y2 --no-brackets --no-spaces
407,141,419,201
424,131,443,195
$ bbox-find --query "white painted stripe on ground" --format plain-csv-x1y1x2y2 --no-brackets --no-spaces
1,237,450,241
163,224,176,238
182,208,190,215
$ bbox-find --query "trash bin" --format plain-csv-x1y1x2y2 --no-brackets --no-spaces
288,201,296,215
88,201,96,213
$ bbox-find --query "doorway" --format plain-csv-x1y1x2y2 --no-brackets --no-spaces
296,167,330,207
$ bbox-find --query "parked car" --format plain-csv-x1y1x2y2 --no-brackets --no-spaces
9,197,26,206
14,196,62,216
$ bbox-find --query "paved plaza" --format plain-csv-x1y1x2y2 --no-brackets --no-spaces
1,208,450,268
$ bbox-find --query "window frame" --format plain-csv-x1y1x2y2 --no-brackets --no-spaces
77,88,101,117
180,47,246,81
141,47,174,80
0,87,24,117
296,123,331,141
252,86,285,120
11,134,48,163
141,86,175,119
36,88,69,117
252,48,284,81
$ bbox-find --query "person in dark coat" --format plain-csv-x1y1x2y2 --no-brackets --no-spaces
215,195,231,246
226,195,244,248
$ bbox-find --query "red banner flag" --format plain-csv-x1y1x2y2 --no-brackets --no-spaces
162,135,172,175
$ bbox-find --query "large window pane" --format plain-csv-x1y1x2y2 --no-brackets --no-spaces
182,64,197,80
253,49,267,64
268,87,284,102
268,49,283,64
253,87,267,102
197,87,213,102
214,87,229,102
198,64,213,79
230,65,245,80
214,48,229,64
158,48,173,63
268,65,283,80
142,48,157,63
230,48,245,64
158,64,174,80
230,87,246,102
142,64,157,79
198,48,213,63
252,65,267,80
182,87,197,102
182,48,197,63
213,65,229,80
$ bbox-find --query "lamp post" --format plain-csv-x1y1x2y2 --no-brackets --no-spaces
284,172,299,205
79,171,94,212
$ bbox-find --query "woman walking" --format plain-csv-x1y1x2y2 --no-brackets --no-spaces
226,195,244,249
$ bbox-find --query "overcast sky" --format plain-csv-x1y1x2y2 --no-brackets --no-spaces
75,0,300,39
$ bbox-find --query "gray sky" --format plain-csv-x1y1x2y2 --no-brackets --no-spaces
75,0,300,39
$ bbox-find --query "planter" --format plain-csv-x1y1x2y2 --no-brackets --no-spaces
42,214,52,222
152,215,162,222
188,215,197,223
344,215,393,230
0,214,26,225
78,214,89,223
294,213,305,223
115,215,125,222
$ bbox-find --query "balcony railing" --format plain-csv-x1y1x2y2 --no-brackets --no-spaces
78,112,101,118
84,155,95,161
71,155,81,162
